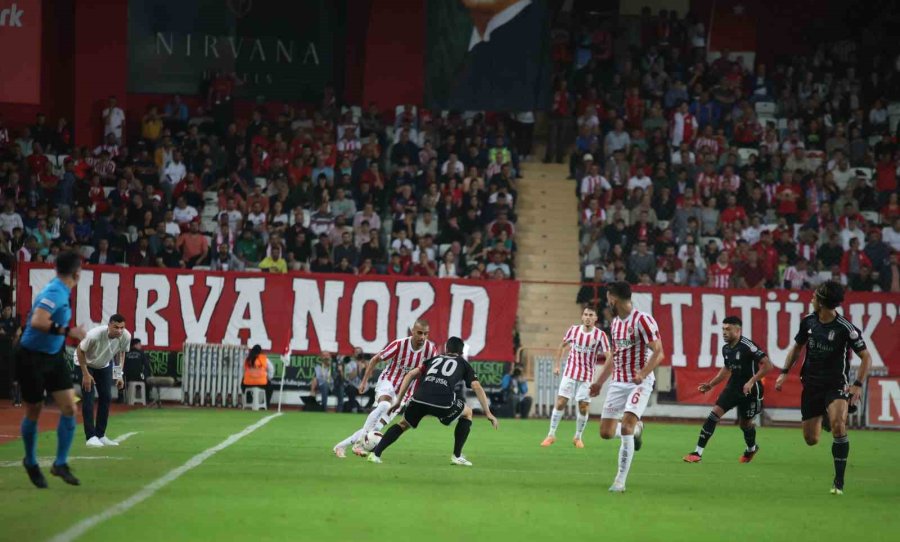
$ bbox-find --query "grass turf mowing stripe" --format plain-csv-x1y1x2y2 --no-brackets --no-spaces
47,412,282,542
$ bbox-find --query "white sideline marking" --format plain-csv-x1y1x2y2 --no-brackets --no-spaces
113,432,138,444
49,413,282,542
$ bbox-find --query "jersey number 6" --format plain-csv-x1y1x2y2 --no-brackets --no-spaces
630,391,641,405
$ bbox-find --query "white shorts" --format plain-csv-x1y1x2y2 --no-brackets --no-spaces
374,379,398,401
602,377,654,420
557,376,592,403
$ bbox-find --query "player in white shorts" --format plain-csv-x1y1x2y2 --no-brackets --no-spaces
332,320,436,457
541,306,610,448
589,281,664,493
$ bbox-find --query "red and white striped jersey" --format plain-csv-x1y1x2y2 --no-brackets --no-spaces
562,325,610,381
610,310,660,383
708,262,733,288
377,337,437,392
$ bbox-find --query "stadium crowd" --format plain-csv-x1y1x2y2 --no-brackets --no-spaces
0,89,533,307
564,8,900,302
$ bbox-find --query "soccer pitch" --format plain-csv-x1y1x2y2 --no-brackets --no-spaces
1,410,898,542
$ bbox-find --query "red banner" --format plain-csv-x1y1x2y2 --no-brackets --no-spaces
866,377,900,429
0,0,41,104
16,263,519,360
628,286,900,408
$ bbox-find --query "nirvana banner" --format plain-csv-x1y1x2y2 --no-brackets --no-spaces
627,286,900,408
17,263,519,361
127,0,336,100
425,0,551,111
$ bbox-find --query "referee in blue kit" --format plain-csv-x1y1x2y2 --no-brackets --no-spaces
17,252,87,488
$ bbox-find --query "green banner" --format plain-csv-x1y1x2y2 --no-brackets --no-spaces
127,0,336,100
117,350,511,394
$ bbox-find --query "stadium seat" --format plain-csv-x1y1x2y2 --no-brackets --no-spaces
868,135,883,147
103,186,115,197
657,220,670,231
146,376,176,408
126,381,146,406
193,265,211,271
757,114,776,128
242,387,268,411
437,243,451,257
583,263,595,279
854,167,874,182
700,236,722,250
817,271,833,283
737,148,759,164
754,102,776,116
254,177,268,189
860,210,881,224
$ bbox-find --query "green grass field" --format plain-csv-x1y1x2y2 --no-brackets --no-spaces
1,409,899,542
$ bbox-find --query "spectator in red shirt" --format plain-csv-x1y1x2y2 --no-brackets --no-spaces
26,142,49,175
840,237,872,279
875,153,897,205
775,170,802,223
719,194,747,229
753,230,779,284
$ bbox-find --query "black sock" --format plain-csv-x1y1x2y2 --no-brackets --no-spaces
697,412,720,448
742,425,757,450
372,424,404,457
453,418,472,458
832,435,849,488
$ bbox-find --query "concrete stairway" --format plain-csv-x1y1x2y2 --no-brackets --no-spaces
515,162,581,351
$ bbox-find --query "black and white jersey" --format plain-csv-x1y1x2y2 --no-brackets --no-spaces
794,313,867,387
723,336,768,395
412,354,477,408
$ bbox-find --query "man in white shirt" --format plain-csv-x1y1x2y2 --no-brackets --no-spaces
627,172,652,192
77,315,131,447
883,217,900,252
840,218,866,250
0,202,24,235
102,96,125,144
162,151,187,201
172,197,199,226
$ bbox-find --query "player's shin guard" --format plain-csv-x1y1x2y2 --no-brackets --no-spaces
742,425,757,451
548,408,563,436
832,435,849,488
372,424,404,457
453,418,472,458
616,434,635,485
575,412,588,439
55,415,76,467
696,412,720,451
21,417,38,466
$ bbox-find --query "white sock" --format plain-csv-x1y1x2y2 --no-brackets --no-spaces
548,408,564,436
694,446,704,456
336,428,366,449
615,422,622,438
377,408,400,431
616,434,635,485
362,401,391,434
575,413,589,439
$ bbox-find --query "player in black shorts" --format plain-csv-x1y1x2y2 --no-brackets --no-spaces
367,337,498,466
683,316,772,463
775,281,871,495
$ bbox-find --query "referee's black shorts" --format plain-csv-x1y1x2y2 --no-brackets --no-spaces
403,397,466,428
14,346,72,404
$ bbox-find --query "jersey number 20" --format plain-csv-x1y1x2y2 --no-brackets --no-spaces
427,358,458,377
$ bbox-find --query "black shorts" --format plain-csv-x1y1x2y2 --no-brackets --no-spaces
403,397,466,428
14,346,72,404
715,386,763,419
800,382,850,421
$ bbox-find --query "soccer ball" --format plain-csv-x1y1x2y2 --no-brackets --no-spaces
363,431,383,451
